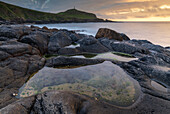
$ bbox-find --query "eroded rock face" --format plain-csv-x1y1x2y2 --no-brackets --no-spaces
95,28,123,41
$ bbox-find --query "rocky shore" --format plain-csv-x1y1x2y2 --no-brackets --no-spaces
0,25,169,114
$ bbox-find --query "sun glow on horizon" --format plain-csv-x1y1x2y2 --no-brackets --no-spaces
160,5,170,9
125,0,157,2
110,16,170,22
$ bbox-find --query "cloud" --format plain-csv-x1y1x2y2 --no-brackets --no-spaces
124,0,158,2
1,0,170,21
41,0,50,9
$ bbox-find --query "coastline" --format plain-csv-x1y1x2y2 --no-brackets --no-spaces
0,25,169,113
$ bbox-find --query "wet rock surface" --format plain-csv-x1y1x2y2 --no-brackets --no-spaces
0,26,169,114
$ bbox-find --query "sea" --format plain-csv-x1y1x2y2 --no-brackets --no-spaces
32,22,170,47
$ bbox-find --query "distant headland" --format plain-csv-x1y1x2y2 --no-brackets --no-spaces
0,1,113,24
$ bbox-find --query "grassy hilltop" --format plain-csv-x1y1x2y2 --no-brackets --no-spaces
0,1,104,23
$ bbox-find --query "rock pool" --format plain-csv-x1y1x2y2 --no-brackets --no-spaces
45,52,138,62
18,61,141,107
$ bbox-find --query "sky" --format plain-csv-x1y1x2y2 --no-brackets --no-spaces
1,0,170,21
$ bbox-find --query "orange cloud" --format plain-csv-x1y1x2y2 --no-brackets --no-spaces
110,16,170,21
125,0,157,2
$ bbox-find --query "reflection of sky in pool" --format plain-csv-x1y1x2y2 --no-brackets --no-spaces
18,61,141,107
64,44,80,48
151,81,168,93
69,52,138,62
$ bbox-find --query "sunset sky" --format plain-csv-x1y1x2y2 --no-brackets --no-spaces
1,0,170,21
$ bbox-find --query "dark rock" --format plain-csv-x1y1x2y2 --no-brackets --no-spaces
111,42,149,54
79,36,109,53
152,53,170,65
58,48,81,55
20,31,50,54
0,67,14,88
48,31,72,54
98,38,114,50
120,33,130,40
60,30,82,42
0,96,35,114
79,36,97,45
0,54,45,108
69,33,82,42
0,37,9,41
165,47,170,49
95,28,123,41
130,39,152,45
141,43,164,53
0,37,45,108
0,26,31,39
0,41,32,56
0,51,11,61
45,56,104,67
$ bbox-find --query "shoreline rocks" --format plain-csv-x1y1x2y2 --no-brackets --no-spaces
95,28,130,41
0,25,170,113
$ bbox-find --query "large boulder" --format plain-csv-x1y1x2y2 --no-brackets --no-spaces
95,28,124,41
20,31,50,54
60,30,82,42
48,31,72,54
98,38,114,50
79,36,109,53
